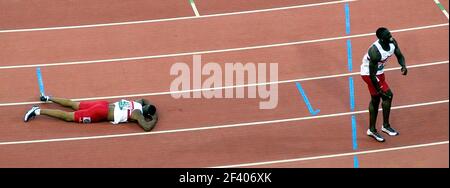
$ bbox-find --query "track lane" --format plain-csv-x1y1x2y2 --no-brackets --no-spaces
350,0,449,34
1,0,446,68
245,155,356,168
0,113,354,167
0,4,346,67
356,104,449,149
194,0,332,15
222,142,449,168
357,144,449,168
0,103,446,167
0,63,447,144
0,0,194,30
0,27,447,103
0,0,448,168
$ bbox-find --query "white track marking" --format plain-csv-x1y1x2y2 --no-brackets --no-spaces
211,141,449,168
0,99,447,146
0,60,447,107
0,0,356,33
0,23,447,70
434,0,449,19
189,0,200,17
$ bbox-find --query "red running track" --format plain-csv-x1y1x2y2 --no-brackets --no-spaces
0,0,195,29
0,0,448,167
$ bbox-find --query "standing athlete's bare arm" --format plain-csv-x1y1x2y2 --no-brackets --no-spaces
368,45,383,93
392,39,407,75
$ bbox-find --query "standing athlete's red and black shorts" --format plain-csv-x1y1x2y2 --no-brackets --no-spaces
74,101,109,123
361,73,390,96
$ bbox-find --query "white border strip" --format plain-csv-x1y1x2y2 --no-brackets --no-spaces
211,141,449,168
0,99,447,146
0,23,447,70
0,60,447,107
189,0,200,17
434,0,449,19
0,0,355,33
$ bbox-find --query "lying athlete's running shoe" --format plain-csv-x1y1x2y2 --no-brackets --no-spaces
40,94,50,102
382,124,399,136
367,129,385,142
24,105,40,122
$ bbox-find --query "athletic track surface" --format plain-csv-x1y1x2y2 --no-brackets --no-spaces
0,0,448,168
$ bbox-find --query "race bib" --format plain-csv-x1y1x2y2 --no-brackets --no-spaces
117,100,131,110
378,62,386,71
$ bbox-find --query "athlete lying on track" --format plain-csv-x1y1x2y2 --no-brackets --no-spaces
24,95,158,132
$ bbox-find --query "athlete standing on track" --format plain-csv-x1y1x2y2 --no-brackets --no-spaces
360,27,407,142
23,95,158,132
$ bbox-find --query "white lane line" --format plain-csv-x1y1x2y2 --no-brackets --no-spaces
211,141,450,168
189,0,200,17
0,0,356,33
434,0,449,19
0,23,447,70
0,60,447,107
0,99,447,146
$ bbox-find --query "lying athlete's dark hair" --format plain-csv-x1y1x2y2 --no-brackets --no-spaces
142,104,156,119
376,27,389,40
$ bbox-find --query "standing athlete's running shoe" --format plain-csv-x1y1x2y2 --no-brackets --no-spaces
367,129,385,142
382,124,399,136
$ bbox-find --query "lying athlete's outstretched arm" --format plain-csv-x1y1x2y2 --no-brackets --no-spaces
130,110,157,132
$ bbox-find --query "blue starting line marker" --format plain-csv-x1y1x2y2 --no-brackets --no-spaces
295,82,320,116
36,67,46,96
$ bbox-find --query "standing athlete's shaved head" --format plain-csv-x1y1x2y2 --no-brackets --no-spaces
376,27,393,43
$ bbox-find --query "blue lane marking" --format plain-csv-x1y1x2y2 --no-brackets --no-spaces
344,3,351,35
349,77,355,111
353,155,359,168
295,82,320,116
351,115,358,150
346,39,353,72
344,2,358,168
36,67,45,95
